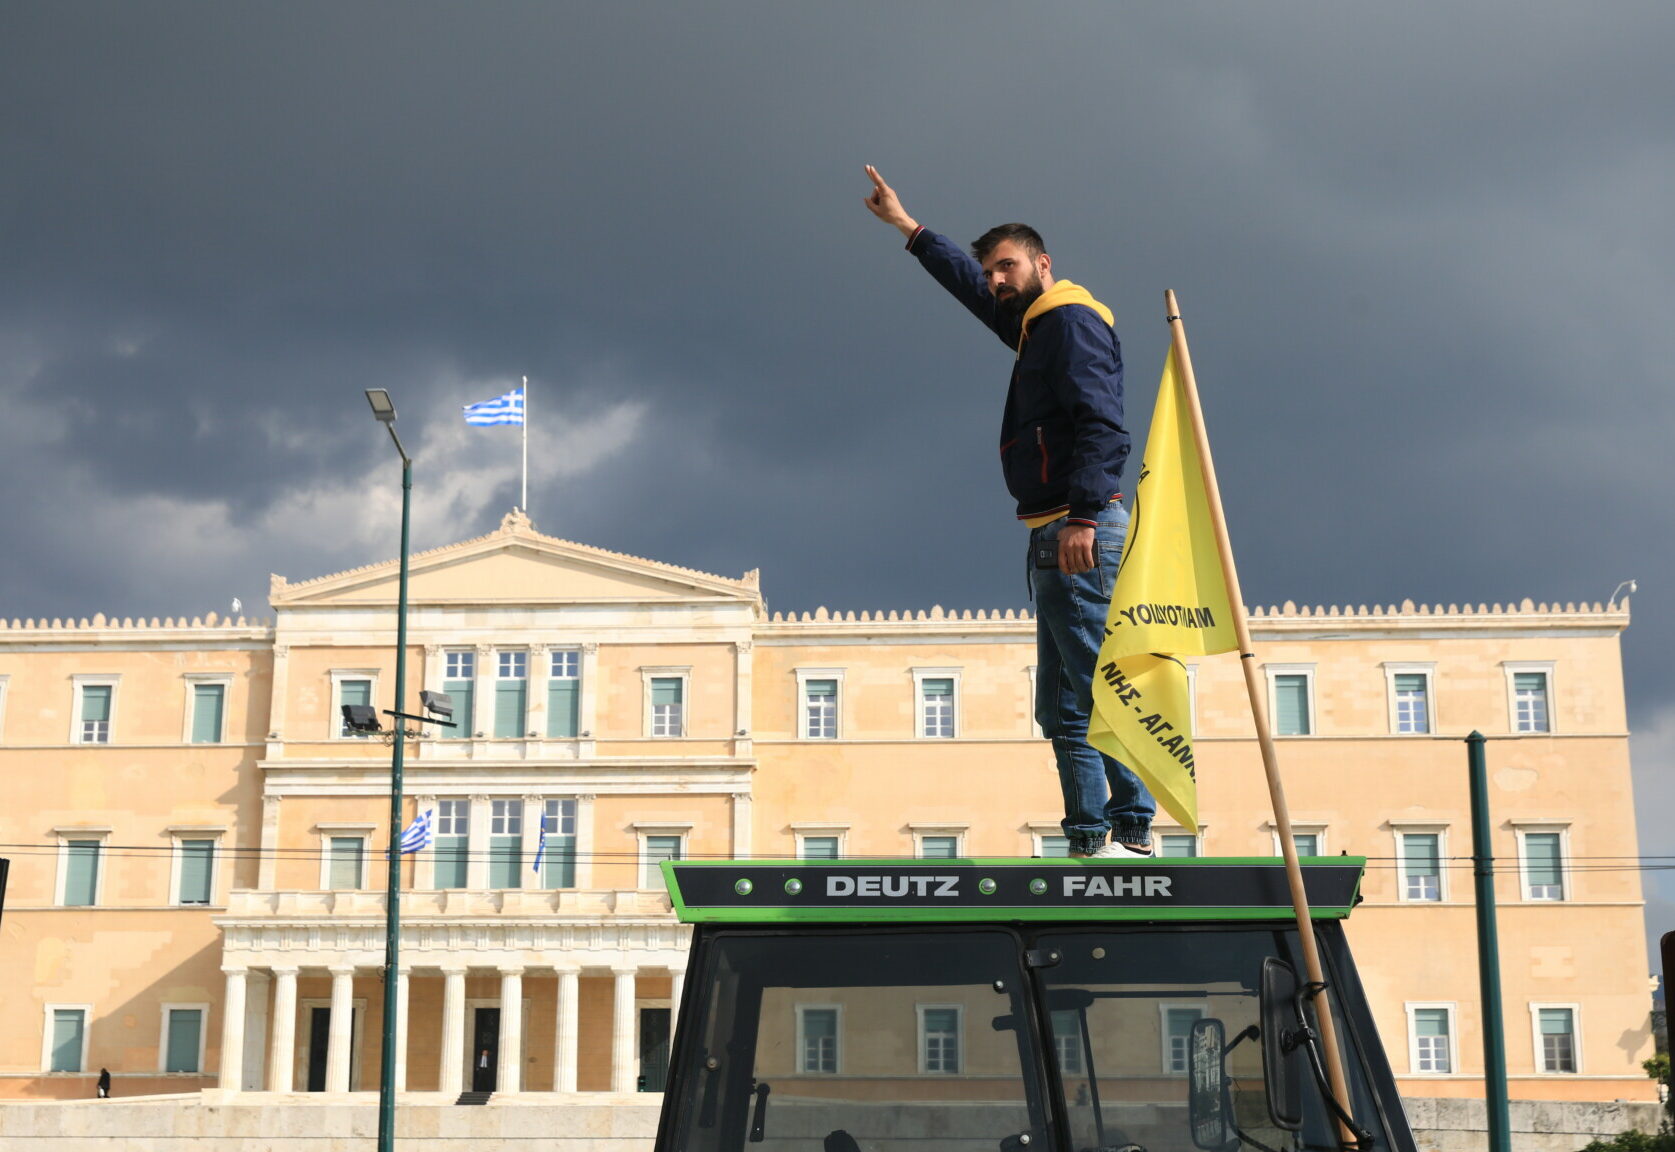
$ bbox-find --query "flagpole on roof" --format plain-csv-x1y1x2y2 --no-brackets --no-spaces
1161,290,1359,1143
522,375,529,516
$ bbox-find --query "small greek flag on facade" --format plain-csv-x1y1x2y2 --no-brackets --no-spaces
399,809,435,854
531,814,553,874
462,386,525,426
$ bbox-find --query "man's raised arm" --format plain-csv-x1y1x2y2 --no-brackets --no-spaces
863,164,919,239
863,165,1010,343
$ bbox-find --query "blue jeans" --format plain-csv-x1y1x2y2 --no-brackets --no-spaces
1030,502,1156,853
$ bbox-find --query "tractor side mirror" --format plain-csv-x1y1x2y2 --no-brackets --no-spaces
1187,1017,1236,1151
1260,957,1306,1131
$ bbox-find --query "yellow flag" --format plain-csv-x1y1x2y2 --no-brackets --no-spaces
1087,345,1237,830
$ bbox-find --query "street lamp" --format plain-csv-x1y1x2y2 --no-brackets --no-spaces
367,388,410,1152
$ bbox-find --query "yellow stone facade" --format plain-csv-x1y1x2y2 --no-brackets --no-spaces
0,512,1654,1107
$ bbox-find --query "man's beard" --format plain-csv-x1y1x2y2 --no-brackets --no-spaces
996,273,1045,319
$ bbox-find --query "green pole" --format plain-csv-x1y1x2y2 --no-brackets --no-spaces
377,456,412,1152
1467,731,1511,1152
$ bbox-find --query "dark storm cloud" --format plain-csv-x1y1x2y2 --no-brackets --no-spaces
3,2,1673,950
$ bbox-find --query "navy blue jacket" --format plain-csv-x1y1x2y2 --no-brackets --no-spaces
908,227,1128,525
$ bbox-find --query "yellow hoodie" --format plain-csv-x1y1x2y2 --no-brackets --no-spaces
1018,280,1114,355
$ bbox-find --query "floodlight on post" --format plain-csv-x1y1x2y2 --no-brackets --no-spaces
420,690,454,721
341,704,383,734
370,388,412,1152
1609,579,1637,607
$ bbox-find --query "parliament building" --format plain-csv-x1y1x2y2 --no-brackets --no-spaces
0,511,1655,1116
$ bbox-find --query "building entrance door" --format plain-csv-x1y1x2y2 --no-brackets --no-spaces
471,1007,500,1092
304,1006,359,1092
639,1007,671,1092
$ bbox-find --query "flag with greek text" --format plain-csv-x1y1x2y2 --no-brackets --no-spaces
1087,345,1237,830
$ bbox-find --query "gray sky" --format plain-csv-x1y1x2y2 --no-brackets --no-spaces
3,3,1671,966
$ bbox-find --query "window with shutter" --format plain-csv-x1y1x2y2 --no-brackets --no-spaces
50,1009,86,1073
80,685,112,743
548,651,581,738
63,840,101,906
1273,674,1310,736
190,684,226,744
164,1008,203,1073
177,840,215,904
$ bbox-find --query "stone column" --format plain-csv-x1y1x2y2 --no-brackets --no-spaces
267,643,290,753
611,966,637,1093
730,792,753,858
522,794,545,890
527,644,550,738
411,794,437,891
218,966,249,1092
575,794,597,890
669,967,686,1045
579,643,600,747
325,966,354,1093
394,967,412,1092
440,966,467,1095
553,967,580,1093
497,967,524,1094
259,795,282,891
268,966,299,1093
733,640,754,750
473,645,495,743
467,794,492,890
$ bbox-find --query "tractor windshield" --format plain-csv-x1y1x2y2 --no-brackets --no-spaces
1034,926,1384,1152
665,928,1049,1152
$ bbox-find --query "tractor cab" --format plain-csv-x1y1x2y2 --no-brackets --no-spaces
653,857,1416,1152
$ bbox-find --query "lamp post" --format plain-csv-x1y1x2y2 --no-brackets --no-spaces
366,388,410,1152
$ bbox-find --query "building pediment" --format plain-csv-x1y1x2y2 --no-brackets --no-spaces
270,509,760,608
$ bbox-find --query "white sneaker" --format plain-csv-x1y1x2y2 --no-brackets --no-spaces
1089,841,1153,859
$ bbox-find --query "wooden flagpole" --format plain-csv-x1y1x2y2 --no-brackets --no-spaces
1163,290,1359,1143
521,375,529,515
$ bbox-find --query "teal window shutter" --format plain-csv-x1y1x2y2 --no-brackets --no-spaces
82,685,112,720
494,682,527,738
548,679,579,738
1291,833,1319,857
328,837,363,889
178,840,215,904
1040,835,1070,858
191,684,226,744
800,836,839,860
489,835,521,888
1514,672,1550,732
64,840,101,906
1160,834,1199,858
442,681,474,739
1525,832,1563,897
1274,674,1310,735
81,684,113,742
51,1009,85,1073
434,837,469,888
651,677,684,736
543,834,577,888
920,836,959,859
165,1008,203,1073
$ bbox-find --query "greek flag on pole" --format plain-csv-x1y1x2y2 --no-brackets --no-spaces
531,813,553,874
398,809,435,854
462,386,525,426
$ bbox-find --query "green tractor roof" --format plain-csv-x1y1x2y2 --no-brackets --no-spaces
663,857,1365,924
